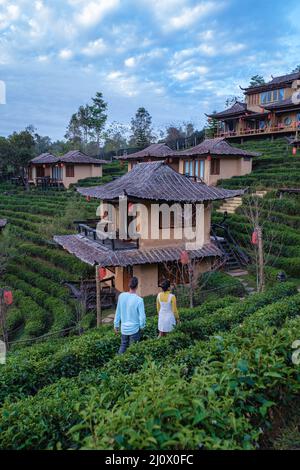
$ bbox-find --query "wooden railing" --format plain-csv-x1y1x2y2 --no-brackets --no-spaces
215,124,299,138
76,222,140,251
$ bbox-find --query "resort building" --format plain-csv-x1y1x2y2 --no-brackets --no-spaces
29,150,106,188
119,139,257,185
208,71,300,140
54,161,244,297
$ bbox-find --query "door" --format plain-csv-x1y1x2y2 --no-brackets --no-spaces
123,266,133,291
52,166,62,180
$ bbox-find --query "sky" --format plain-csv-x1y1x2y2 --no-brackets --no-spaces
0,0,300,140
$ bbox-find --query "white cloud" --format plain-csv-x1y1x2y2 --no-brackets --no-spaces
82,38,106,56
74,0,120,28
0,3,20,30
58,48,73,60
168,2,217,30
124,56,136,68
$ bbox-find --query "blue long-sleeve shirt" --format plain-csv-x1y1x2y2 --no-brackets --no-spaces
114,292,146,335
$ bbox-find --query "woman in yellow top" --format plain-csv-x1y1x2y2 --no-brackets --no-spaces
156,279,180,337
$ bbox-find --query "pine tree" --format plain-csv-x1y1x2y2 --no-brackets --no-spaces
130,107,153,148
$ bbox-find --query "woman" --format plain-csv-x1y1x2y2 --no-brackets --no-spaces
157,279,180,337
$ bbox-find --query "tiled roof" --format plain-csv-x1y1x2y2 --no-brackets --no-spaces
118,143,174,160
30,153,59,164
77,161,245,203
245,71,300,93
208,101,247,119
175,138,259,157
30,151,106,165
54,234,222,267
263,97,300,110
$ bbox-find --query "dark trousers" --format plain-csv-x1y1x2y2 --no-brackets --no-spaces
118,330,141,354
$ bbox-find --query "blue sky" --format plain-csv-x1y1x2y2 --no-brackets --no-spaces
0,0,300,140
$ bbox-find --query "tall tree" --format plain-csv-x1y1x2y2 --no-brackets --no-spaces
205,112,219,139
103,122,128,155
65,113,83,146
89,92,108,149
249,75,265,87
129,107,153,148
9,128,35,184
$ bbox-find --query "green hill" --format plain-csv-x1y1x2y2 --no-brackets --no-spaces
214,138,300,281
0,282,299,450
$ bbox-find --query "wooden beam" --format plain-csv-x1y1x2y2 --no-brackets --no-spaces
95,265,102,327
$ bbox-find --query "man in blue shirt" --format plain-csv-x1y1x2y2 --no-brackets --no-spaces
114,276,146,354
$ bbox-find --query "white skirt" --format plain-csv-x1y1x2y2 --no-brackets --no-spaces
158,311,176,333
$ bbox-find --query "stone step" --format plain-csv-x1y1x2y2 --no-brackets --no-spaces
227,269,249,277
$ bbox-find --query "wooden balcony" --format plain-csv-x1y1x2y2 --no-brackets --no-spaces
215,124,299,139
75,220,140,251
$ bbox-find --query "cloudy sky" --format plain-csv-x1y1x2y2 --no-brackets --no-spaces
0,0,300,140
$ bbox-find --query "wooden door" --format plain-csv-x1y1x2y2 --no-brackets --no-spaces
123,266,133,291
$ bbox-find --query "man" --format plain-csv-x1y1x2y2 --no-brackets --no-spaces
114,276,146,354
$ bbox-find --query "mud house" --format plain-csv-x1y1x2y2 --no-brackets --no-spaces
208,70,300,140
29,150,106,188
118,139,258,185
54,161,244,297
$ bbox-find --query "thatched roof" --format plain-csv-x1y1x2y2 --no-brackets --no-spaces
30,150,106,165
0,219,7,229
118,143,174,161
175,138,259,158
77,161,245,203
54,234,221,267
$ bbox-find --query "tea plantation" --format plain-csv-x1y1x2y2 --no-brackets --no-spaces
215,138,300,280
0,161,125,343
0,140,300,449
0,282,299,449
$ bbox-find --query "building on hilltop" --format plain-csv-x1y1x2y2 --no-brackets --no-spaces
54,161,245,297
207,71,300,141
28,150,107,188
118,139,258,185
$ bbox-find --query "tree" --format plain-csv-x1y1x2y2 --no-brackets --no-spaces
89,92,108,149
241,194,281,293
129,107,153,148
204,112,219,139
292,65,300,73
65,113,83,146
8,128,35,186
249,75,265,87
225,95,242,108
103,122,128,155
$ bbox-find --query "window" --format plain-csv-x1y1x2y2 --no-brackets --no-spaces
66,164,75,177
36,166,45,177
278,89,284,101
260,88,285,104
195,160,204,178
284,116,292,126
210,158,220,175
297,113,300,128
52,166,62,180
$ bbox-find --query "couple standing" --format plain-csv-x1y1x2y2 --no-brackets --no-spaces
114,276,180,354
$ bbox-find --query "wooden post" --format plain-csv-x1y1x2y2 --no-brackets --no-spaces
0,290,9,352
95,265,102,327
257,226,265,293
